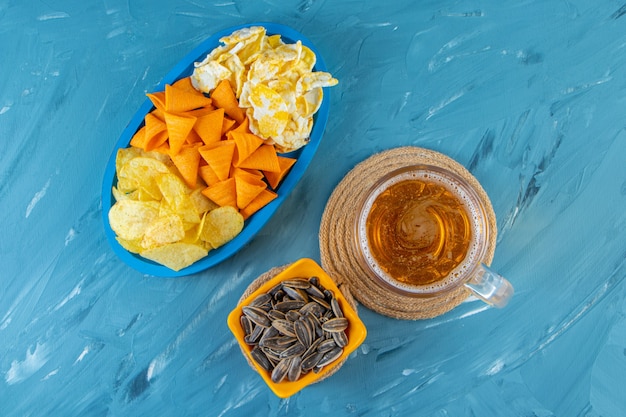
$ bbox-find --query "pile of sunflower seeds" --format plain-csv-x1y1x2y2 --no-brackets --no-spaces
241,276,349,383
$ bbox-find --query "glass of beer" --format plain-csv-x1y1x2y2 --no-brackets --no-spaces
354,165,513,308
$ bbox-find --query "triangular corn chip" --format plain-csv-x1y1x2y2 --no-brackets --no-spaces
221,117,237,135
130,125,147,149
170,144,202,188
238,144,280,172
185,129,204,145
147,91,166,110
264,155,296,189
231,131,264,166
235,174,267,209
172,76,197,93
164,111,197,156
211,79,245,123
201,178,237,208
198,141,235,182
198,164,220,186
165,83,213,113
194,108,224,145
144,130,169,152
240,189,277,219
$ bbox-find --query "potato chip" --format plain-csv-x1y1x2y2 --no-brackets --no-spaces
109,200,160,240
141,213,186,248
118,156,171,199
141,242,208,271
116,236,144,254
155,173,201,225
200,206,244,249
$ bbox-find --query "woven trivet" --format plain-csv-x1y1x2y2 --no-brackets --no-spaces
319,147,497,320
237,264,359,383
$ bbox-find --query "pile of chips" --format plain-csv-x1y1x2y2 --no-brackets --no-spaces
109,147,244,271
191,26,338,153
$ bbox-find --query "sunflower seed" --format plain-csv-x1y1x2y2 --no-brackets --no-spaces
301,351,323,371
251,347,273,372
305,283,326,299
244,324,264,345
285,310,301,322
241,315,254,336
242,306,271,327
271,358,290,383
271,319,296,337
330,297,343,318
268,309,286,321
274,300,306,312
288,356,302,382
317,347,343,367
250,293,272,307
282,285,309,302
294,318,313,348
322,317,349,333
311,295,330,310
332,330,348,348
317,338,338,354
279,342,305,359
282,278,311,289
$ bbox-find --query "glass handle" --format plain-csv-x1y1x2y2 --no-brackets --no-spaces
464,263,514,308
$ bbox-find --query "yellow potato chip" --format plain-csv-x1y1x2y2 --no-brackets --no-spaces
108,200,160,240
118,156,171,199
155,173,201,225
199,206,244,249
116,236,143,254
189,186,219,215
141,214,186,249
140,242,208,271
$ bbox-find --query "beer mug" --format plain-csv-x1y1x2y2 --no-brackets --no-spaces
354,165,514,308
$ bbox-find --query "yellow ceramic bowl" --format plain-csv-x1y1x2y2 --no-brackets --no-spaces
227,258,367,398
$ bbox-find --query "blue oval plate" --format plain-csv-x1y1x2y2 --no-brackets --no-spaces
102,23,332,277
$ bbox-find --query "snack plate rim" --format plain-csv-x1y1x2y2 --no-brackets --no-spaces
227,258,367,398
101,22,331,277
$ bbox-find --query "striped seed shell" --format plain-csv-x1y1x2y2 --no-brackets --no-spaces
281,278,311,289
271,319,296,337
330,297,344,318
274,300,306,312
301,351,323,372
271,357,290,383
294,318,313,348
332,330,349,348
321,317,349,333
251,347,273,372
317,346,343,367
288,355,302,382
279,342,306,359
242,305,271,327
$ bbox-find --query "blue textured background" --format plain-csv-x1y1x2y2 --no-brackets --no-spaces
1,1,625,416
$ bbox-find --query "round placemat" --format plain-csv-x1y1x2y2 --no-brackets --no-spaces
237,264,359,382
319,147,497,320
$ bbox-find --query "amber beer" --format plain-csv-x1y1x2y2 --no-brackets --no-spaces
356,166,486,295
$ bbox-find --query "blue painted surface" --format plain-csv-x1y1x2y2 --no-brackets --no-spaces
1,0,625,416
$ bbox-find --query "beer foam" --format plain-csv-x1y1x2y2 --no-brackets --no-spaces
356,168,487,294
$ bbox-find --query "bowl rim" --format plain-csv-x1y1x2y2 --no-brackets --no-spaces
101,23,332,277
226,258,367,398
